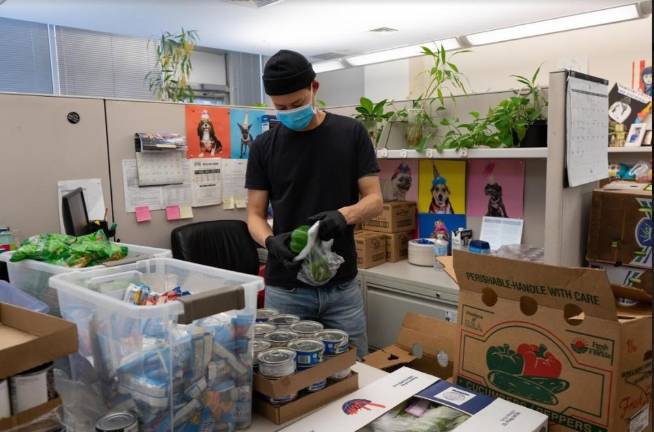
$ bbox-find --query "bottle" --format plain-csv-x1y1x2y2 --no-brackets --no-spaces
469,240,491,254
432,234,448,269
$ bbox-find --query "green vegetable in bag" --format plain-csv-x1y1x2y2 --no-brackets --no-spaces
289,225,309,254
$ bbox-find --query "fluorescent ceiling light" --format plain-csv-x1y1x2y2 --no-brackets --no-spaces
467,4,640,46
312,59,345,73
346,38,460,66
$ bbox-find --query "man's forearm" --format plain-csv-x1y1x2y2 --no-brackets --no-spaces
339,192,383,225
248,214,273,247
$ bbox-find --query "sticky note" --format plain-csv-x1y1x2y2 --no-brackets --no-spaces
180,205,194,219
224,197,235,210
235,197,247,209
135,206,151,223
166,205,181,221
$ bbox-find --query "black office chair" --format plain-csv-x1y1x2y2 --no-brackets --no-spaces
171,220,260,275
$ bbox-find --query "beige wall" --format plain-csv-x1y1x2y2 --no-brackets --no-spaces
409,16,652,97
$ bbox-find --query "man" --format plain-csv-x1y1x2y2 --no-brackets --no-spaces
245,50,383,358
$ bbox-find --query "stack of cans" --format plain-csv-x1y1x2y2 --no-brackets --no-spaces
257,348,298,404
315,329,351,381
288,338,326,392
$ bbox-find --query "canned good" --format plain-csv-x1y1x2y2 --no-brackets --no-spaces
264,330,299,348
287,339,324,369
256,308,279,322
330,368,351,380
307,379,327,392
253,340,272,368
95,411,139,432
268,393,298,405
269,314,300,329
289,320,324,338
315,329,349,356
254,323,276,339
257,348,296,378
9,362,55,414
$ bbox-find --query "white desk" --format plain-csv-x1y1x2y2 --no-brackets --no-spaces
248,362,387,432
358,260,460,349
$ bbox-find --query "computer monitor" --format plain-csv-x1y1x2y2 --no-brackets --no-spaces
62,187,90,236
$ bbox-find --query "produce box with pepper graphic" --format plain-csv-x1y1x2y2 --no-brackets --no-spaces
453,251,652,432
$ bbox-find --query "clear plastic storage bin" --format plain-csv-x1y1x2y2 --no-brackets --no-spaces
50,257,262,431
0,243,171,316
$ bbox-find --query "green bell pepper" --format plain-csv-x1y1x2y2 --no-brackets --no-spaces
486,344,524,375
289,225,309,254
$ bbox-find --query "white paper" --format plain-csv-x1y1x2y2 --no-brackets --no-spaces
135,151,186,186
480,217,524,251
57,178,105,233
222,159,248,210
189,158,222,206
280,367,438,432
122,159,164,212
565,76,609,187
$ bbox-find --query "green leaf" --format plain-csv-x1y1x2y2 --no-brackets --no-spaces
440,45,446,63
470,111,480,119
360,97,373,112
447,62,459,73
532,65,541,83
440,118,450,126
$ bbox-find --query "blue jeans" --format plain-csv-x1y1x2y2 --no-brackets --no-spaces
264,279,368,359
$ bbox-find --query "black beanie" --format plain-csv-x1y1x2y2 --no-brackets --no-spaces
263,50,316,96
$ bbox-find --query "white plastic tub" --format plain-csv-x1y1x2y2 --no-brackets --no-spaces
50,257,263,431
0,243,170,316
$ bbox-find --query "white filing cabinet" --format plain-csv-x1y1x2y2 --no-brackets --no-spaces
359,261,459,350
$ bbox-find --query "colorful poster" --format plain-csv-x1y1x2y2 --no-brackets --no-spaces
230,108,266,159
466,160,525,218
417,160,466,214
378,160,419,202
185,105,230,159
417,214,466,241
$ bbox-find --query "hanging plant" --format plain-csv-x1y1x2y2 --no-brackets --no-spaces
146,29,199,102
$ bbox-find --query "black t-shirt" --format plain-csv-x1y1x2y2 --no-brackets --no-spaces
245,112,380,288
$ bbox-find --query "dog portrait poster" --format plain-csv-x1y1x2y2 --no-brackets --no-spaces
185,105,231,159
418,214,466,243
418,160,466,214
466,159,525,218
379,160,418,202
230,108,266,159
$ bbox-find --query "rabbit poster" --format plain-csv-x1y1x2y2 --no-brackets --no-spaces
185,105,231,159
378,160,419,202
417,160,466,214
466,159,525,218
230,108,266,159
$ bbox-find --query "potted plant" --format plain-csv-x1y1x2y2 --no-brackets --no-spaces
511,66,547,147
146,29,199,102
354,97,393,144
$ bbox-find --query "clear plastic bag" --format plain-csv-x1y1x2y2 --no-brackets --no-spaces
294,222,344,286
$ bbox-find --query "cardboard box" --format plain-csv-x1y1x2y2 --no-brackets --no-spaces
280,366,548,432
254,348,356,399
354,231,386,269
380,231,412,262
453,250,652,432
587,186,652,269
589,261,652,295
0,398,61,431
363,312,459,379
254,372,359,425
0,303,78,379
361,201,416,233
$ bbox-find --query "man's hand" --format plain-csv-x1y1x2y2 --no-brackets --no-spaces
265,233,298,269
308,210,348,241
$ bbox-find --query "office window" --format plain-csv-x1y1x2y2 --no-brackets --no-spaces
228,51,263,106
56,26,157,99
0,17,53,94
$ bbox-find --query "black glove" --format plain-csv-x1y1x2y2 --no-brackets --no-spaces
265,233,298,269
308,210,348,241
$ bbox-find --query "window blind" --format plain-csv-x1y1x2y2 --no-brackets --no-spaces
0,17,53,94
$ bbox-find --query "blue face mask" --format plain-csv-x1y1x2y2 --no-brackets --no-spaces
276,93,315,131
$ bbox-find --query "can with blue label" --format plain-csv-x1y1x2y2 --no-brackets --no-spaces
264,330,299,348
289,320,324,338
315,329,349,356
268,314,300,329
254,322,276,339
306,379,327,392
287,339,324,370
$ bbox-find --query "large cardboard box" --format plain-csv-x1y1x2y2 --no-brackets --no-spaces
453,251,652,432
380,231,412,262
280,367,548,432
361,201,416,233
587,186,652,269
0,303,78,430
363,312,459,379
355,231,386,269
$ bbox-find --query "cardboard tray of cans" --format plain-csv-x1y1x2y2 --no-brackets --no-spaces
253,347,356,398
254,371,358,425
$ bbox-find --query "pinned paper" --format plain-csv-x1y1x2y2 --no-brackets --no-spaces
180,205,194,219
166,205,181,221
135,206,151,223
224,196,235,210
235,197,247,208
